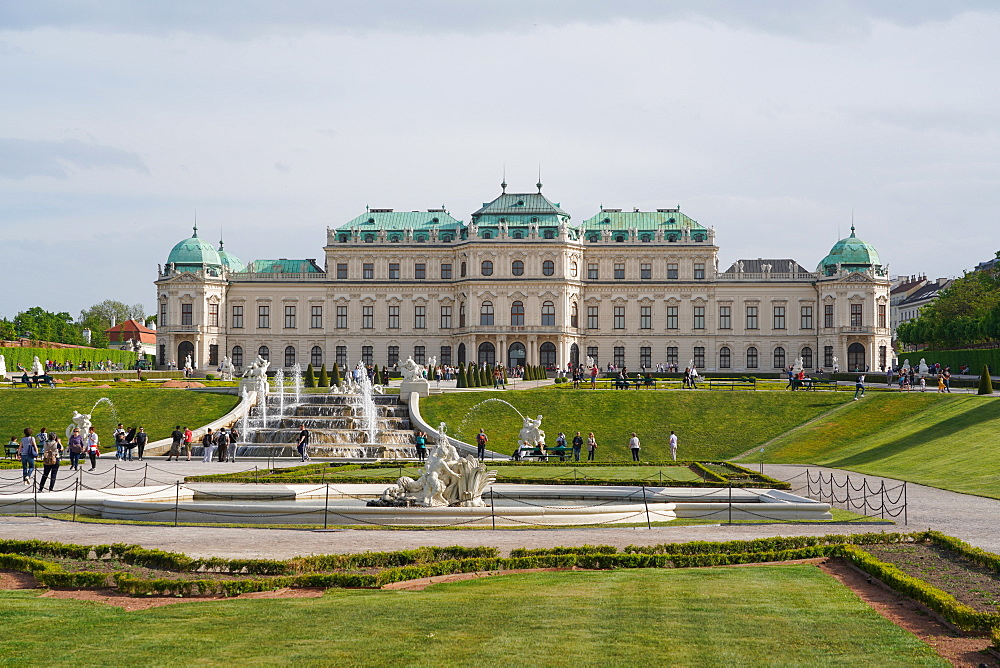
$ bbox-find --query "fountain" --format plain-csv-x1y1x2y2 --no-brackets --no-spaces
274,368,285,423
353,361,379,445
65,397,118,439
292,363,302,406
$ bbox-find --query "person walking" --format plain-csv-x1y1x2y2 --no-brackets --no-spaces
476,429,488,460
414,431,427,461
18,428,38,484
296,425,310,462
85,426,100,470
590,365,597,389
134,427,148,461
669,431,678,461
183,427,193,460
123,427,136,461
854,374,866,400
572,431,583,461
690,367,699,389
67,428,84,470
629,432,641,462
587,432,597,461
167,426,183,461
201,429,216,462
227,426,239,462
39,436,61,492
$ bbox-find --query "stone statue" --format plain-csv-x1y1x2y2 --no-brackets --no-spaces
66,410,92,440
219,356,234,381
585,356,595,370
902,359,911,373
241,354,270,379
918,358,929,376
517,415,545,453
184,354,193,371
427,356,437,375
31,356,43,376
0,353,6,377
400,356,425,381
791,357,803,375
832,356,839,373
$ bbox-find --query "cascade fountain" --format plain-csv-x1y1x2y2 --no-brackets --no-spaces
292,363,302,406
274,368,285,423
353,361,378,445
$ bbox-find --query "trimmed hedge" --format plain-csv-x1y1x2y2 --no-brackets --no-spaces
0,345,153,369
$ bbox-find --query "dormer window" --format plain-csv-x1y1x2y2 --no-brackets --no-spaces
543,229,555,239
614,235,625,242
641,234,651,242
364,234,375,243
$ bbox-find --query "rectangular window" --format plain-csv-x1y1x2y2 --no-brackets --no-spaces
586,346,599,366
160,302,167,326
666,347,678,366
363,263,374,279
413,346,425,365
667,263,678,280
773,306,785,330
310,305,322,329
693,306,705,330
639,346,651,368
414,263,426,280
666,306,678,330
258,305,270,329
746,305,758,329
640,263,652,280
800,306,813,329
387,346,399,367
824,345,834,368
719,306,731,329
587,306,599,329
388,263,400,280
693,346,705,368
209,303,219,327
388,305,399,329
440,346,452,365
336,263,348,279
878,304,886,329
440,263,452,279
694,263,705,280
231,305,242,329
851,303,863,327
613,306,625,330
181,304,192,326
284,305,296,329
640,306,652,330
336,346,348,367
362,346,373,365
588,263,599,280
440,305,452,329
879,345,887,369
824,304,834,328
209,344,218,366
158,344,165,365
614,263,625,280
362,305,373,329
336,305,348,329
414,306,426,329
747,348,759,369
613,346,625,368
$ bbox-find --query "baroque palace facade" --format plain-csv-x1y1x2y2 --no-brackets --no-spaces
155,182,892,374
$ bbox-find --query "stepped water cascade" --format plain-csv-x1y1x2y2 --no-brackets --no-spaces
352,361,378,445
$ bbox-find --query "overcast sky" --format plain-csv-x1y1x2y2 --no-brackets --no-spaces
2,1,998,318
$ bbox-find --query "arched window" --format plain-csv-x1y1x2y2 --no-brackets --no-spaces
614,235,625,242
477,341,495,365
570,343,580,367
511,260,524,276
285,346,296,367
571,302,579,328
508,342,526,368
481,260,493,276
719,346,731,369
542,260,554,276
457,342,466,365
311,346,323,367
746,346,758,369
510,301,524,326
480,301,494,326
513,230,524,239
231,345,244,368
588,234,599,242
848,342,866,371
482,231,492,239
641,234,651,242
460,262,467,277
539,342,556,367
773,346,785,369
801,346,813,368
570,262,578,277
459,302,466,327
258,345,270,362
541,301,555,326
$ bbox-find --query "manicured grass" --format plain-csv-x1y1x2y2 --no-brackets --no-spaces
758,393,1000,498
0,389,239,444
0,567,942,666
421,390,849,461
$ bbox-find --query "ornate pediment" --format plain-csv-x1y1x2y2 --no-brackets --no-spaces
842,271,874,283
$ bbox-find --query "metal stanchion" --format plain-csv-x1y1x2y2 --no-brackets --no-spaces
33,469,38,516
72,478,80,522
880,480,886,520
806,469,811,498
903,481,908,525
174,481,180,526
143,463,148,486
323,483,330,529
490,487,496,530
641,484,652,529
112,463,117,488
846,475,851,512
727,483,732,525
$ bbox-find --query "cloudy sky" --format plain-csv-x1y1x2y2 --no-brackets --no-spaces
2,1,998,318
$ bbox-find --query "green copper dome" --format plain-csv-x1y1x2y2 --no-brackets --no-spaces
817,226,883,276
166,226,222,272
216,239,246,273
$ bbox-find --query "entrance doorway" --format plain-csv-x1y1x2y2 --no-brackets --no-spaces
570,343,580,368
847,342,866,371
539,342,556,368
508,342,526,369
478,342,496,366
457,343,466,366
177,341,194,368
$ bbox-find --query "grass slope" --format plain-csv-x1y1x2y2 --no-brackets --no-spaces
760,393,1000,498
421,389,848,461
0,568,942,666
0,389,239,444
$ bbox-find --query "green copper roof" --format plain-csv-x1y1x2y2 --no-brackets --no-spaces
580,209,704,232
217,241,246,273
245,259,323,273
472,191,570,220
817,226,882,276
166,227,222,271
336,210,463,231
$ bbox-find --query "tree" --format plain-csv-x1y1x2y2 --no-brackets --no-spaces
318,364,329,388
979,365,993,395
13,307,84,345
0,318,15,341
304,363,316,388
77,300,146,349
331,362,341,387
456,363,466,388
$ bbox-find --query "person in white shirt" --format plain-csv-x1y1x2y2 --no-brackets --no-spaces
669,431,678,461
629,432,641,462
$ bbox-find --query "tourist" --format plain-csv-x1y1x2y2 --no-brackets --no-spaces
919,376,926,392
167,425,183,461
85,426,100,470
682,367,691,389
227,426,239,462
854,375,866,400
39,435,61,492
37,427,49,451
943,368,952,393
296,424,310,462
590,365,597,389
122,427,136,461
183,426,194,460
937,373,946,393
216,428,230,462
669,431,678,462
572,431,583,461
587,432,597,461
134,427,148,461
629,432,641,462
476,428,488,460
415,431,427,461
113,423,126,460
690,367,699,389
201,429,216,462
67,428,84,470
19,428,38,484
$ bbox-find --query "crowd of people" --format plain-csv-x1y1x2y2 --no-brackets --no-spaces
10,424,106,490
165,425,239,462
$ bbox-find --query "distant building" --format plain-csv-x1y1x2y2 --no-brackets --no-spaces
105,319,157,356
891,276,952,333
974,251,1000,273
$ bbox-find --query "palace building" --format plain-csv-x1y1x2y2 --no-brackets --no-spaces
155,182,892,374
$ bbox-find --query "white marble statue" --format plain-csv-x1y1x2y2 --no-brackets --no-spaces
517,415,546,453
918,358,929,376
31,356,43,376
0,353,6,377
184,354,193,371
400,356,425,381
832,356,839,373
66,410,92,440
241,354,270,379
902,359,911,373
427,356,437,376
585,355,595,371
219,356,234,381
791,357,804,375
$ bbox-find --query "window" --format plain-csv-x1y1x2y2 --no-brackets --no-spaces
388,263,400,280
640,347,651,368
542,260,555,276
851,303,863,327
719,346,731,369
459,303,466,327
667,263,678,280
541,301,555,326
336,346,347,367
746,305,758,329
310,305,322,329
571,303,579,328
693,306,705,330
511,260,524,276
588,263,599,280
570,262,578,277
719,306,731,329
879,345,887,369
640,306,652,329
388,305,399,329
773,347,785,369
510,301,524,326
362,305,373,329
614,263,625,280
694,346,705,368
800,306,813,329
362,346,373,365
336,263,348,279
414,263,426,280
540,342,556,367
666,347,678,366
284,346,296,367
802,346,813,368
746,346,758,369
181,304,192,325
666,306,678,330
824,345,833,368
363,263,374,279
258,345,270,362
460,262,467,277
209,344,219,366
587,306,599,329
613,306,625,330
824,304,834,328
614,346,625,368
258,305,270,329
440,305,452,329
481,260,493,276
640,263,651,280
441,263,452,279
414,305,426,329
694,263,705,280
480,301,494,326
336,305,348,329
209,303,219,327
160,302,167,326
587,346,599,366
878,304,886,329
413,346,425,364
440,346,452,365
773,306,785,330
231,345,243,367
311,346,322,366
284,305,296,329
387,346,399,367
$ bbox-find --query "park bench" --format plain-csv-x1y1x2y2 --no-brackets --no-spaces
804,378,838,391
708,377,757,391
10,375,55,388
515,446,575,461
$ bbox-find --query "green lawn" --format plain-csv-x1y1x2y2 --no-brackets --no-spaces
421,390,849,461
0,567,942,666
0,389,239,444
758,393,1000,498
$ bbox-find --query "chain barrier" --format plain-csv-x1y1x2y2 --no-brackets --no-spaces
792,468,907,524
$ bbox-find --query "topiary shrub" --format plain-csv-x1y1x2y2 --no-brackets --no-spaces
304,363,316,388
318,364,329,387
979,365,993,395
205,373,216,381
456,363,466,388
331,362,341,387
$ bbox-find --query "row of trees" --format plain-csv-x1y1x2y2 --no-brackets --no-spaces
0,300,148,349
896,262,1000,348
455,362,547,387
303,363,392,388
